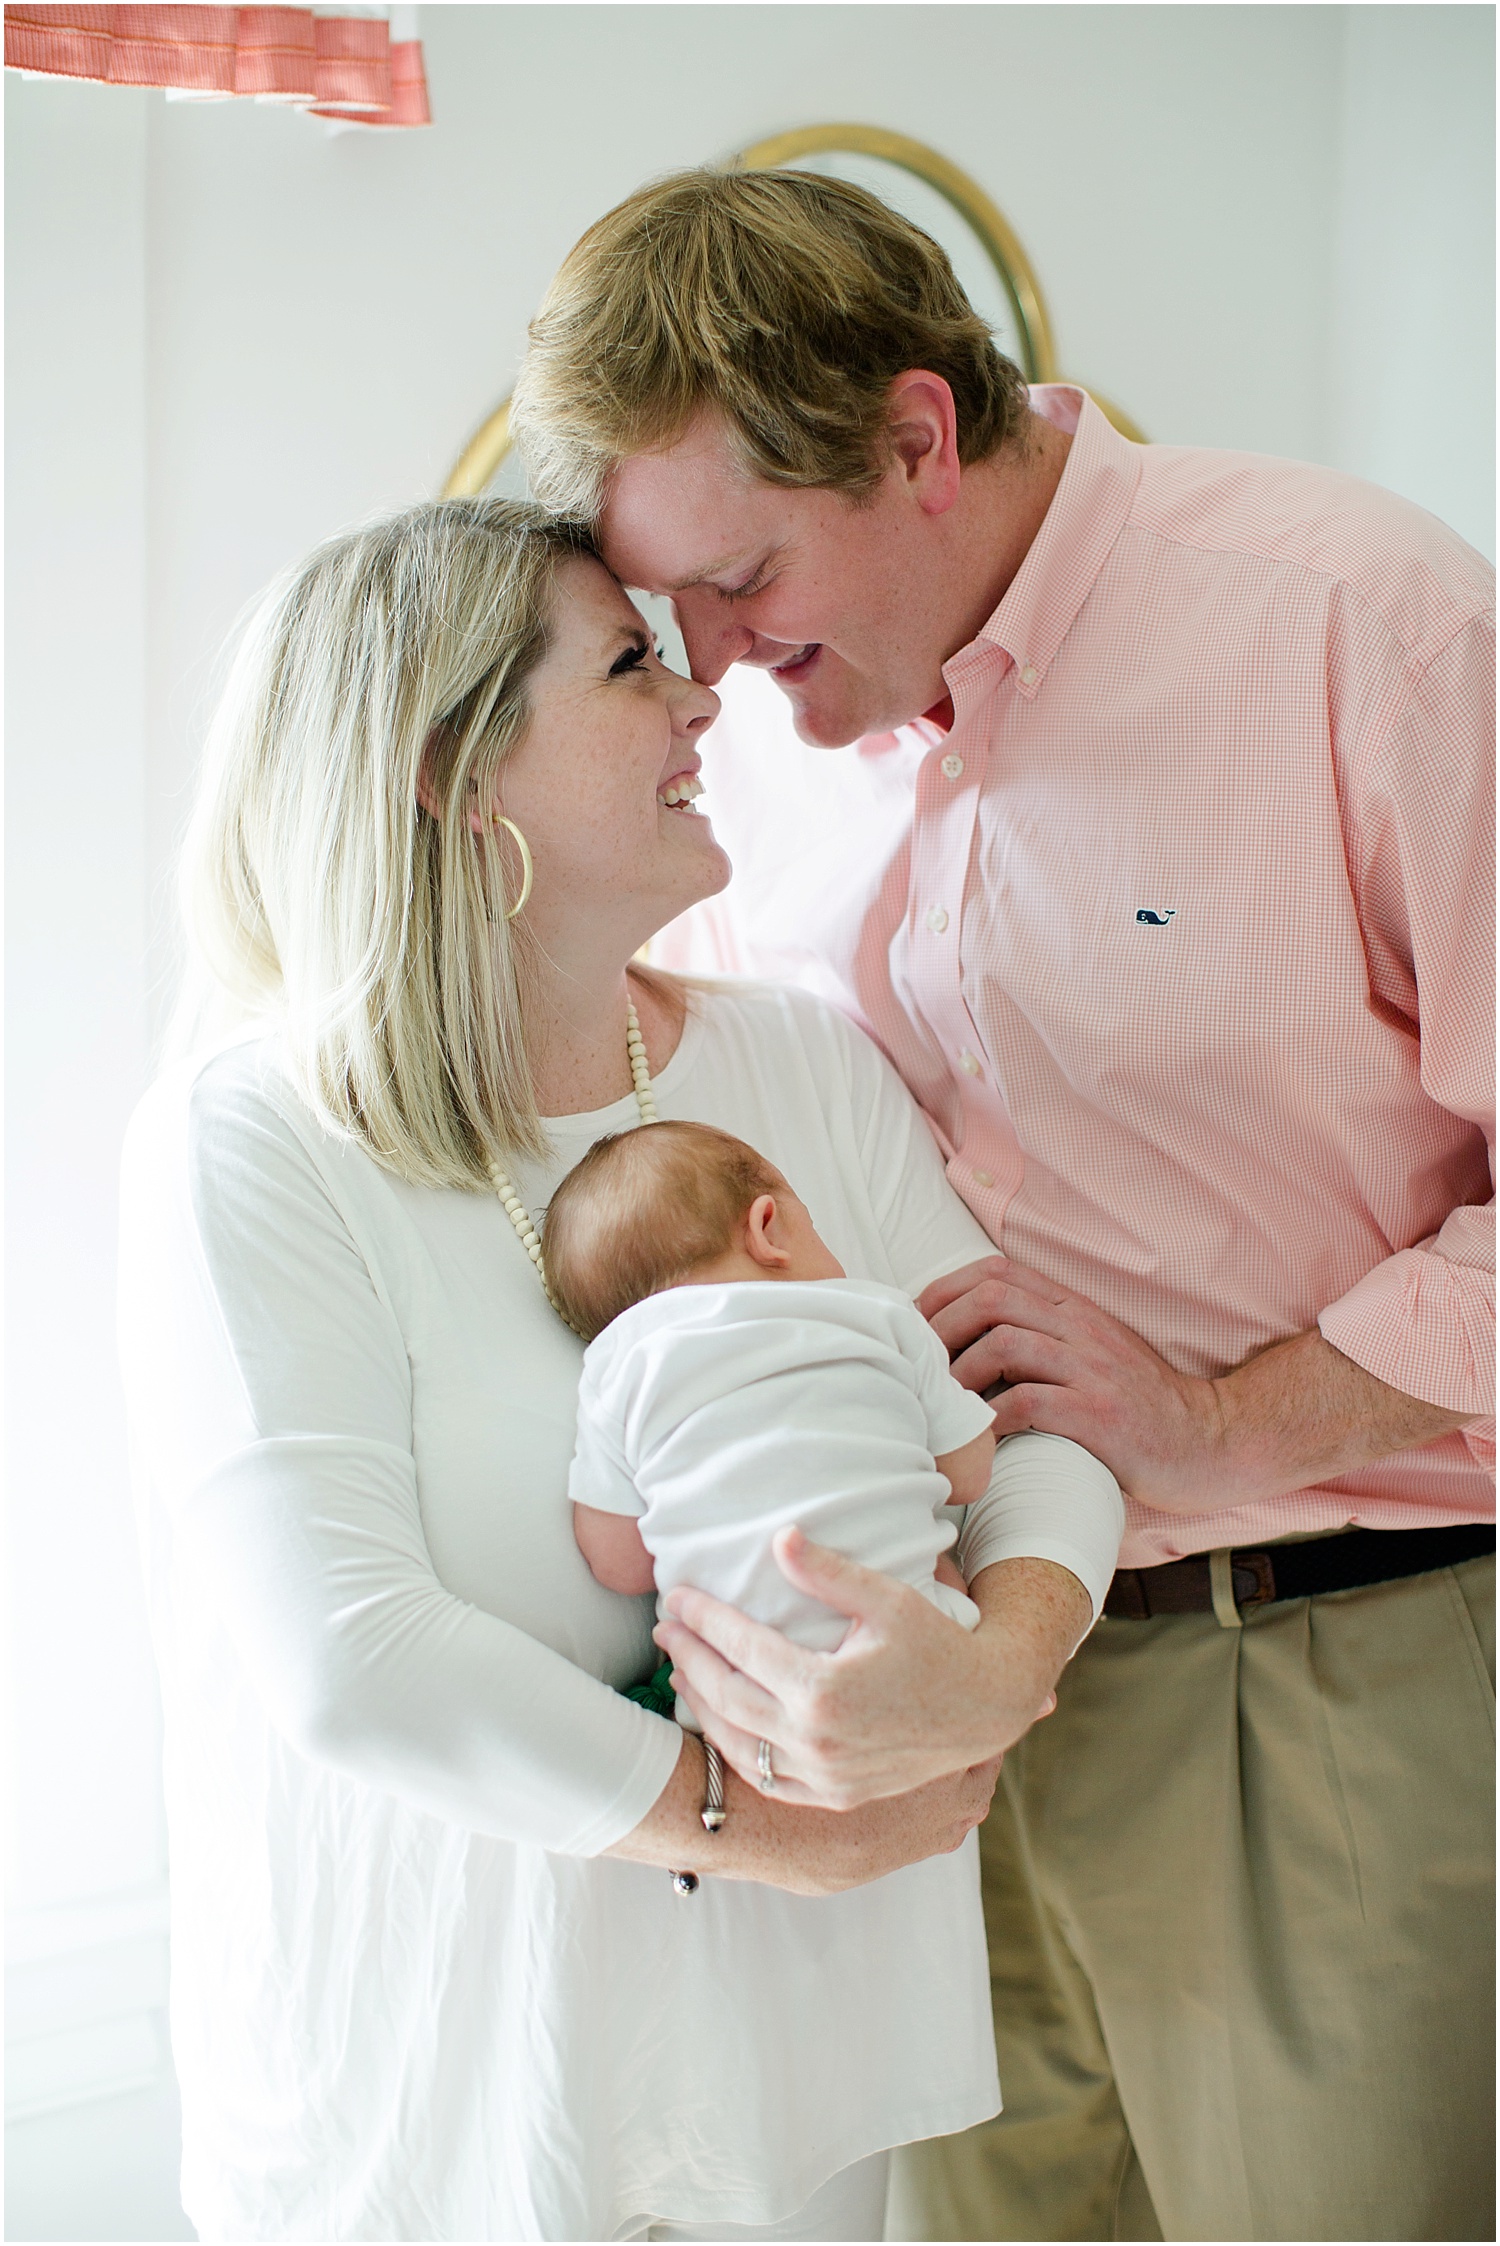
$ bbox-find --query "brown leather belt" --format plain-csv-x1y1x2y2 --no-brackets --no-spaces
1103,1522,1495,1621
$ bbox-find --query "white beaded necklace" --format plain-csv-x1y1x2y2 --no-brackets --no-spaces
497,998,729,1868
488,998,658,1333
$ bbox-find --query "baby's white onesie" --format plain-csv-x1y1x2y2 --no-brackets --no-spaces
568,1276,998,1653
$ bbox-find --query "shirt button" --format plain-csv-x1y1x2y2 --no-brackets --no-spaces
1019,664,1037,687
925,905,950,934
972,1169,994,1188
959,1050,983,1078
940,753,964,781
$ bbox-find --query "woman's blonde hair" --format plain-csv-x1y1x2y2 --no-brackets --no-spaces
180,496,593,1187
511,167,1030,524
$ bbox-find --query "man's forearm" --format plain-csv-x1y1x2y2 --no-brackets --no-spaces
1211,1328,1474,1512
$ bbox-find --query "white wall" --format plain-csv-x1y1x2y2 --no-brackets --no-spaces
3,72,189,2239
6,9,1493,2237
1330,4,1495,559
5,75,155,1928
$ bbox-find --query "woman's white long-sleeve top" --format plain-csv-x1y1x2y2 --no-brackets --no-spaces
118,978,1123,2242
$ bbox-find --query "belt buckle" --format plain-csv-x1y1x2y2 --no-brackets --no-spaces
1231,1550,1276,1610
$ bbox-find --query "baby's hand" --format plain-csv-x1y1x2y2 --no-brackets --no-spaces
933,1550,970,1596
934,1427,997,1508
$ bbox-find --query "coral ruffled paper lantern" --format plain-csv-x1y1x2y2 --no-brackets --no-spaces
3,5,431,126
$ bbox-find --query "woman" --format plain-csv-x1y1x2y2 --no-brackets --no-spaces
119,499,1121,2241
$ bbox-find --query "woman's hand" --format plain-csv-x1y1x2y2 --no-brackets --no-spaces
653,1529,1090,1812
605,1726,1002,1896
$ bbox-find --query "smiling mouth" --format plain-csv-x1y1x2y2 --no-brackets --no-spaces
772,643,820,682
657,774,705,812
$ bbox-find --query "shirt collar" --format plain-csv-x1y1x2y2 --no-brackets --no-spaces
944,386,1144,705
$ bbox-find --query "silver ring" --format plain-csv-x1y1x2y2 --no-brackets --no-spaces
757,1738,777,1792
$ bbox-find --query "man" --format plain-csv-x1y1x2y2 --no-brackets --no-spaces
512,170,1494,2241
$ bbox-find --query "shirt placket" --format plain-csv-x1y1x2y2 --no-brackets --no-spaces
906,647,1026,1229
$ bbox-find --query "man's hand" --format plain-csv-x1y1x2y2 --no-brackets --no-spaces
919,1255,1474,1514
653,1530,1087,1811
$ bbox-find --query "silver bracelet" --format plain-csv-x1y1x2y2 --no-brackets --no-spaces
670,1739,727,1896
700,1737,727,1832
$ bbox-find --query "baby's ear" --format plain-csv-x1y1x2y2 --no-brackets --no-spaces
743,1193,791,1270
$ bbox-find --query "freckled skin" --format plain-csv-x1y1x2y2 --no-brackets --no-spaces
597,384,1072,749
498,555,730,971
473,556,729,1122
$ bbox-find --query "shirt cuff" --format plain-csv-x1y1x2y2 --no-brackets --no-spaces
565,1708,687,1858
931,1383,1004,1458
566,1469,646,1516
955,1432,1124,1621
1318,1242,1496,1419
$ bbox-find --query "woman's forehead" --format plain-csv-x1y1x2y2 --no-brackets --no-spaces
544,553,647,654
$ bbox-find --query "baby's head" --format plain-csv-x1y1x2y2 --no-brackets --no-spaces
544,1120,845,1342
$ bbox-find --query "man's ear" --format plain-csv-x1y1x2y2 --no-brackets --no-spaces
886,370,962,516
743,1194,792,1271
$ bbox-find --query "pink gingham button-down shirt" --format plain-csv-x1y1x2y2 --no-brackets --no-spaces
656,388,1495,1566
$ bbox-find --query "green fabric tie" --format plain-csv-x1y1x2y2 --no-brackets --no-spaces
623,1659,677,1718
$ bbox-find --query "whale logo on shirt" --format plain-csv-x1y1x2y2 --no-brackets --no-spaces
1135,908,1177,925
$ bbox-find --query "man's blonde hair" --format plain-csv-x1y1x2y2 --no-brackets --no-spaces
179,497,593,1186
543,1121,784,1342
511,167,1030,524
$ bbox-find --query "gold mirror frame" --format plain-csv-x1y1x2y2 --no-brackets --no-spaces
444,124,1142,498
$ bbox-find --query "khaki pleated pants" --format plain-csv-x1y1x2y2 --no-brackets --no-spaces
890,1555,1495,2243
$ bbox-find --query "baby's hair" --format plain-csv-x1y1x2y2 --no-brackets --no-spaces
543,1120,785,1342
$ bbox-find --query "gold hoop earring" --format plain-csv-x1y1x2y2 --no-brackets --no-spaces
489,814,533,921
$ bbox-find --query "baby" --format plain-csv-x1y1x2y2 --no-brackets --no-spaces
544,1120,998,1670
